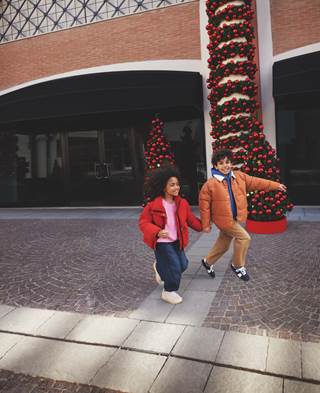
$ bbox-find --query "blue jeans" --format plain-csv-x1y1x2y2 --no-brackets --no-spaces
154,241,189,292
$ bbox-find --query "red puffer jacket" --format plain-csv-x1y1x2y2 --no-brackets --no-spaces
139,195,202,249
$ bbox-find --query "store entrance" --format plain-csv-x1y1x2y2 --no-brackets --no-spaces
66,131,103,204
66,129,142,205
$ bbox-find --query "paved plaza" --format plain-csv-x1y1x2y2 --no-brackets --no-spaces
203,221,320,342
0,207,320,393
0,214,200,316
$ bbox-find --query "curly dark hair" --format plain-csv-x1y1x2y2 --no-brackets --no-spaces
211,148,233,167
144,165,181,201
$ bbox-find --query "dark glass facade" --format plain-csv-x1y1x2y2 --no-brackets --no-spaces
274,51,320,205
0,70,205,206
0,118,206,206
276,109,320,205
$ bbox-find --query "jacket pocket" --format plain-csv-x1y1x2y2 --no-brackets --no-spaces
152,211,166,227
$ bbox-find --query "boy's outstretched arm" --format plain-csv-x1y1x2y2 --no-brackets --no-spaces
243,173,287,193
199,182,212,232
278,183,287,192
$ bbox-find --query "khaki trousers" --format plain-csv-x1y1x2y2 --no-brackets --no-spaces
206,221,251,268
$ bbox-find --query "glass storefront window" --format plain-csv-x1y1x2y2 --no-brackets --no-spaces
163,118,206,204
16,133,64,205
104,128,133,174
276,108,320,205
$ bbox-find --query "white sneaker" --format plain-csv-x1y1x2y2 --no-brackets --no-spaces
161,290,183,305
153,262,164,285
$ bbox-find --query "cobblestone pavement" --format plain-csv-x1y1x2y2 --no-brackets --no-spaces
203,221,320,343
0,219,200,316
0,370,124,393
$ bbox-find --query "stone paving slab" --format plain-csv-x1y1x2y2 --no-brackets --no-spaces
129,297,174,323
191,251,232,275
187,246,216,254
147,278,191,299
196,268,228,277
187,276,223,291
35,310,85,339
0,335,115,384
123,321,185,354
216,331,269,371
0,332,23,359
177,277,193,293
189,235,218,249
287,207,320,221
189,242,214,248
196,261,230,274
66,315,139,346
171,326,225,362
266,337,301,378
205,366,283,393
150,357,212,393
302,342,320,381
284,380,320,393
184,261,201,275
0,305,15,319
185,252,206,259
91,349,166,393
191,231,217,239
165,290,216,326
146,286,164,300
0,307,55,334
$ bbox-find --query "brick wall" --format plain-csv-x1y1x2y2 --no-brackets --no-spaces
0,1,200,91
270,0,320,55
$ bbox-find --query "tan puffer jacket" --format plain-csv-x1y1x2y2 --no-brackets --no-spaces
199,170,280,230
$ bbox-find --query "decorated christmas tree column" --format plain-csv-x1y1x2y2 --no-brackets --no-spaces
206,0,293,233
143,117,175,204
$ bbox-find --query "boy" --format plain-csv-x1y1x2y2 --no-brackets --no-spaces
199,149,287,281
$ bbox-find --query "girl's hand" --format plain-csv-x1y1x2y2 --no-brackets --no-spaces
158,230,170,238
202,227,211,233
278,183,287,192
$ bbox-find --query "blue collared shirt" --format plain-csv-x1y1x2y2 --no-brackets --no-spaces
211,169,237,219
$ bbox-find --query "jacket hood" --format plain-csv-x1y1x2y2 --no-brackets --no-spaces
211,168,235,180
211,168,225,177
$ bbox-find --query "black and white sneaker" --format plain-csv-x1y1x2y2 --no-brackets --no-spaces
201,258,215,278
231,265,250,281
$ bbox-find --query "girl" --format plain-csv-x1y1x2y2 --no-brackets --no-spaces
139,165,202,304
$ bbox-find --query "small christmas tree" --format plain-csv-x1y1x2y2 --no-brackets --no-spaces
143,117,175,204
206,0,293,221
